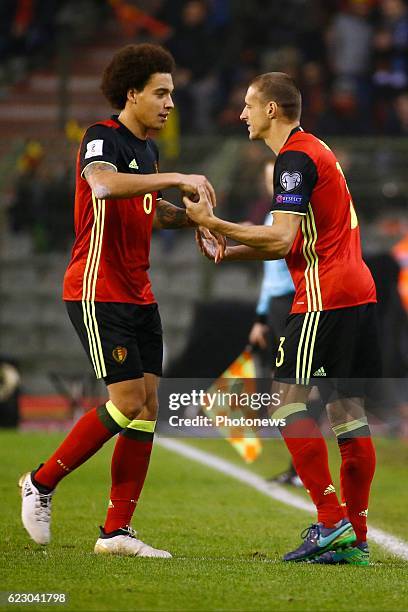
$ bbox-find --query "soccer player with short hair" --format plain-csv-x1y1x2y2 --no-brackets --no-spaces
19,43,222,558
187,72,380,565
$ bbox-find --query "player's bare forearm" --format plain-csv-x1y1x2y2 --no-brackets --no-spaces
183,188,302,259
205,217,296,258
223,245,285,261
84,163,183,199
83,163,217,207
153,200,196,229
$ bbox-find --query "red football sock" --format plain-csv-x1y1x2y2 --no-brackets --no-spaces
34,404,126,490
281,417,344,527
338,437,376,543
104,431,153,533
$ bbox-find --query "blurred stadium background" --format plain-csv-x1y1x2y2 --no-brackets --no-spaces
0,0,407,430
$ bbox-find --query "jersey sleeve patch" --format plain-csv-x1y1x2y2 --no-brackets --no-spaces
271,150,318,215
80,125,118,178
280,171,302,191
84,139,104,159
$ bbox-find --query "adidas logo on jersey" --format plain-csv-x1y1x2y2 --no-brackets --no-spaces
313,366,326,377
129,159,139,169
324,484,336,496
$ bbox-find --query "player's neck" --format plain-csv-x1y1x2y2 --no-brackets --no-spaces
118,109,148,140
265,122,300,155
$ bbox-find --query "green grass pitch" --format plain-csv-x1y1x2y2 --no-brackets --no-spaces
1,431,407,611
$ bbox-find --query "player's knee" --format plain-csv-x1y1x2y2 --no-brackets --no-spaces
116,400,145,420
110,391,147,420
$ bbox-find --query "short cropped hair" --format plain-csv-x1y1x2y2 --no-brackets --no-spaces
251,72,302,121
101,43,175,109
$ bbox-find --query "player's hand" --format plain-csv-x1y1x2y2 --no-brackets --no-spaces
195,227,226,264
248,322,269,350
178,174,216,208
183,185,215,227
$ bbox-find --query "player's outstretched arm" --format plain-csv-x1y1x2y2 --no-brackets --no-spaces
83,163,216,206
184,186,302,260
198,239,287,262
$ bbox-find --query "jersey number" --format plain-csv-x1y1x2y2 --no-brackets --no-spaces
319,139,358,230
276,337,285,368
143,193,153,215
336,162,358,229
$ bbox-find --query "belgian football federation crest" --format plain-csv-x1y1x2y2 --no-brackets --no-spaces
112,346,128,364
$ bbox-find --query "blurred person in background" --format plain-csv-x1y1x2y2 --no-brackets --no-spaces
393,232,408,313
373,0,408,125
8,143,74,253
223,143,266,222
166,0,219,132
0,0,17,62
8,141,47,248
326,0,374,132
386,91,408,132
0,358,21,429
298,61,328,133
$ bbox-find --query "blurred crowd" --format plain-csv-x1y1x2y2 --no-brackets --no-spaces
152,0,408,135
0,0,107,84
0,0,58,65
8,140,75,253
3,0,408,253
1,0,408,135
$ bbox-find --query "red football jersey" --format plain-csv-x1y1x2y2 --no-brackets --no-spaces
270,127,377,314
63,117,161,304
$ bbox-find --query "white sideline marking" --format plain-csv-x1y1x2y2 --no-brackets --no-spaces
157,438,408,561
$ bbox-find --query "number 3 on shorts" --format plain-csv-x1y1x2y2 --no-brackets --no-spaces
276,336,285,368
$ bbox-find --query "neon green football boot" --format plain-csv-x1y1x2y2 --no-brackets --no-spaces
311,542,369,566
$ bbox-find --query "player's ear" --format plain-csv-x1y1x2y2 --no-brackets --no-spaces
127,88,138,104
266,101,278,119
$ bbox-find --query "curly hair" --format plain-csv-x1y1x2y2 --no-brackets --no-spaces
101,44,175,110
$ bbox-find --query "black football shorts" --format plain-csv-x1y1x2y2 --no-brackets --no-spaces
65,301,163,385
274,303,382,399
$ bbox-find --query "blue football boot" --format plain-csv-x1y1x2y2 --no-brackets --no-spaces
283,518,356,562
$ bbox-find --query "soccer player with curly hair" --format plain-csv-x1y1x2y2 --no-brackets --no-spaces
19,43,222,558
